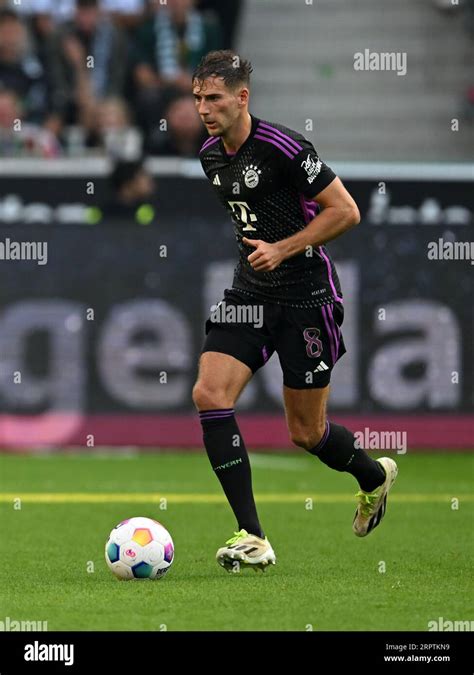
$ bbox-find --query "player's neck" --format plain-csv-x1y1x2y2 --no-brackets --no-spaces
221,112,252,154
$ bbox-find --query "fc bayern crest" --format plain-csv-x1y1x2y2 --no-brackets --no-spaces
243,164,261,188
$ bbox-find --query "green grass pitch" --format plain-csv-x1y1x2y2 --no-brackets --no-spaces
0,451,472,631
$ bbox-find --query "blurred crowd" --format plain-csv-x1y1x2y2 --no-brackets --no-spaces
0,0,243,158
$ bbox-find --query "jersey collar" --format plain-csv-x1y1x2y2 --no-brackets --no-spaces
221,113,259,160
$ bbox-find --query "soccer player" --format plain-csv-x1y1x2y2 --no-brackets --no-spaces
191,50,398,572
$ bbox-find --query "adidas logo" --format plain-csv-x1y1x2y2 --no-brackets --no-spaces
228,545,258,554
212,173,221,186
314,361,329,372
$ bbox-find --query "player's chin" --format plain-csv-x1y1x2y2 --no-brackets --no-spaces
204,122,220,135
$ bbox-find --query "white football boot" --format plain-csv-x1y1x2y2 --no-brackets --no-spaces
353,457,398,537
216,529,276,572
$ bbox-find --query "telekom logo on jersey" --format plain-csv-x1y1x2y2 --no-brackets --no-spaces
228,201,258,231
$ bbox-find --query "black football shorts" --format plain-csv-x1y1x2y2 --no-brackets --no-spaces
201,289,346,389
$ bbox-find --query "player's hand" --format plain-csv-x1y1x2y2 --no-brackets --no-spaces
242,237,284,272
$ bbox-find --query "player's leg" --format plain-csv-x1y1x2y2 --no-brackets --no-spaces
275,301,397,536
193,350,263,534
193,298,277,570
193,350,252,410
283,383,386,489
283,383,397,536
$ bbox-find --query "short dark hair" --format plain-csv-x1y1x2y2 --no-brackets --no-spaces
192,50,253,91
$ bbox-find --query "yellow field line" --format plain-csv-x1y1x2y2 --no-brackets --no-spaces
0,493,472,504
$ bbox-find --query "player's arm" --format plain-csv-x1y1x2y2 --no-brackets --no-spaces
244,178,359,272
272,177,360,261
244,140,359,272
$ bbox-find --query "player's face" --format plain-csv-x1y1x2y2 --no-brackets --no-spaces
192,77,246,136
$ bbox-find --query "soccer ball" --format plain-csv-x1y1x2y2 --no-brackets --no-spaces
105,516,174,580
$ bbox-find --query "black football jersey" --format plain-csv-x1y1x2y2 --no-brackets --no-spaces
198,113,343,308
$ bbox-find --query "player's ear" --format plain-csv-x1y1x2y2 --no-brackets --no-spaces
237,87,249,107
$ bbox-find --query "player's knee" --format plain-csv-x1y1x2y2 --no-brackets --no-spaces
192,381,234,411
289,420,327,451
192,382,212,410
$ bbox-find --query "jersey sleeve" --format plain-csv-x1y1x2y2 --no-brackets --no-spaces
198,152,208,176
284,136,336,199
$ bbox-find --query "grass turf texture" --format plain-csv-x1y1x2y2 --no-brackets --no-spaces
0,451,472,631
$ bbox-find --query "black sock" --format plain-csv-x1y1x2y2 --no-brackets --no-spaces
199,408,264,538
308,421,386,492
